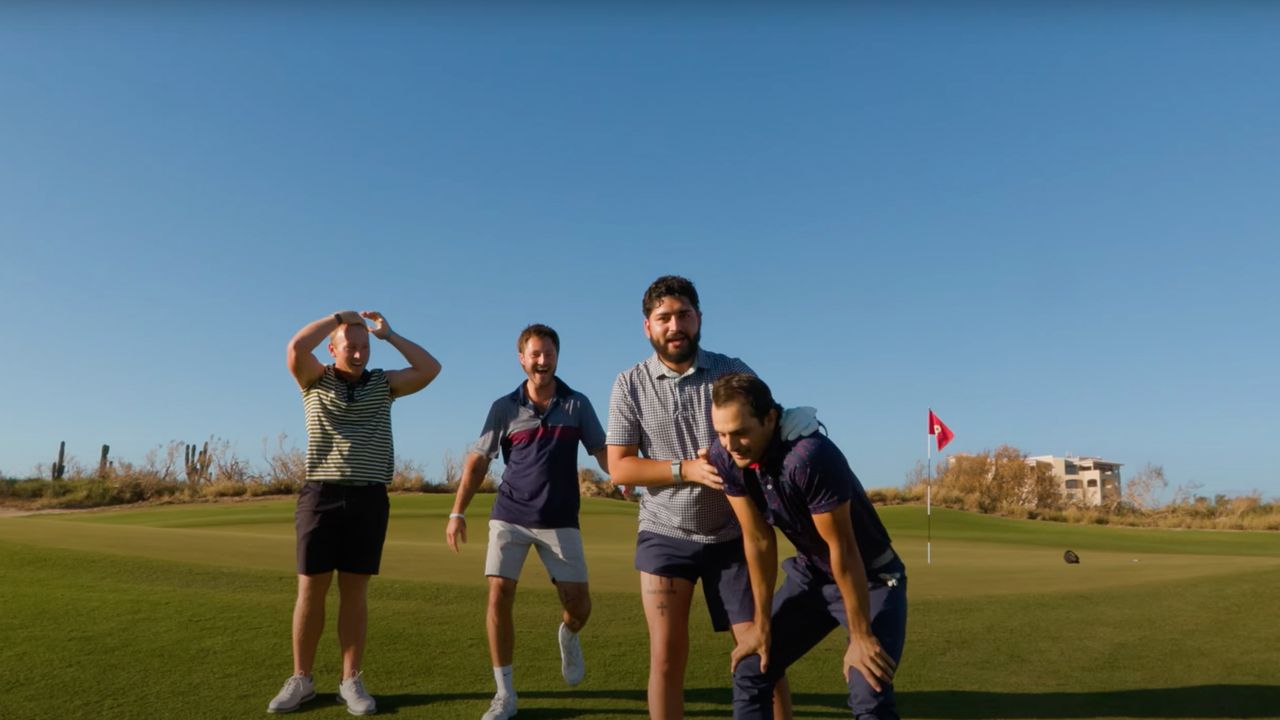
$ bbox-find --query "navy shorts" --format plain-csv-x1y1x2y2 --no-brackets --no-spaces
295,482,390,576
634,530,753,632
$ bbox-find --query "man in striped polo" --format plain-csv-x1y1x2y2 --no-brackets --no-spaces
606,276,815,720
446,324,609,720
270,310,442,716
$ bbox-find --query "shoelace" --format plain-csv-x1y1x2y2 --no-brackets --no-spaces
284,676,309,694
344,672,367,697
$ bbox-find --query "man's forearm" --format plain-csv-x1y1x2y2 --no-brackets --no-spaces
289,312,352,355
451,454,491,515
607,454,679,487
386,331,441,375
744,532,778,629
729,495,778,629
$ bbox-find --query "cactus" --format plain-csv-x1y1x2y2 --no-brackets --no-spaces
98,444,111,478
52,441,66,481
185,442,211,482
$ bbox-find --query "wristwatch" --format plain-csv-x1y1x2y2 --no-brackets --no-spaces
670,459,683,485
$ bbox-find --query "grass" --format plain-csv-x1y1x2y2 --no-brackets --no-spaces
1,498,1278,719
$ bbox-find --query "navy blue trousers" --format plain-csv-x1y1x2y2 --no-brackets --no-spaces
732,556,907,720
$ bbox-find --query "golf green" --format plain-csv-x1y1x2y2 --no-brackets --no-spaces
1,496,1276,719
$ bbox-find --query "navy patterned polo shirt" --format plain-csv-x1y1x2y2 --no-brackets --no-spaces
711,432,893,580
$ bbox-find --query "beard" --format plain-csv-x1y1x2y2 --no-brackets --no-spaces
648,329,701,366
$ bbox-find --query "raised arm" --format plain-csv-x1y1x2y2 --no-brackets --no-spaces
445,452,492,553
363,311,442,398
286,310,361,389
813,502,896,692
727,492,778,674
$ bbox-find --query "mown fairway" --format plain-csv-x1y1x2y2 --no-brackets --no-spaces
1,496,1277,719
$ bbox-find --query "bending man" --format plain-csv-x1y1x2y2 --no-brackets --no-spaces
709,372,907,720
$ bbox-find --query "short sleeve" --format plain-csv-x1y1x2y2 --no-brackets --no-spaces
470,399,508,460
577,394,607,453
606,373,641,446
800,444,853,515
710,441,746,498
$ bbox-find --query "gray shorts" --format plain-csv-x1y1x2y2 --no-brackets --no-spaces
485,520,589,583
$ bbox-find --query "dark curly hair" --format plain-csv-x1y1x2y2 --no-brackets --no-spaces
642,275,700,317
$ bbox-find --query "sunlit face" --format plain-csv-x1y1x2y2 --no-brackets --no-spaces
519,335,559,391
644,295,702,366
328,324,370,376
712,399,779,468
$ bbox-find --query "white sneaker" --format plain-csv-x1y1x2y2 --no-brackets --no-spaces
337,672,377,716
481,693,517,720
267,674,315,713
558,623,584,686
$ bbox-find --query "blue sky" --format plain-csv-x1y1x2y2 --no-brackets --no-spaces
2,3,1276,500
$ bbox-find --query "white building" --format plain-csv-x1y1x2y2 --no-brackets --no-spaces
1027,455,1123,506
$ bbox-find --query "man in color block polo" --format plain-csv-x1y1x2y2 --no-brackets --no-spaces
269,310,442,716
709,373,907,720
446,324,609,720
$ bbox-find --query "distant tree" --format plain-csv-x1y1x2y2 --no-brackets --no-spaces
1122,463,1167,510
903,461,929,494
440,450,461,488
935,445,1063,513
1170,478,1204,507
1023,459,1064,511
579,468,623,499
392,456,427,491
937,451,994,512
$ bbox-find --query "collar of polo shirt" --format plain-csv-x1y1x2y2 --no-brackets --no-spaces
646,349,705,380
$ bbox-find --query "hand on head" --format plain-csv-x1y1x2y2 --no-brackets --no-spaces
360,311,393,340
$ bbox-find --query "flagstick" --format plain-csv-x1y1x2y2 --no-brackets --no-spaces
927,429,933,565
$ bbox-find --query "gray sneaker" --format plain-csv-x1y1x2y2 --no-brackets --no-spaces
337,672,377,716
558,623,584,686
481,692,517,720
267,674,315,713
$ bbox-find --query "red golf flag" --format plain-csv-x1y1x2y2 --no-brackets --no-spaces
928,409,954,451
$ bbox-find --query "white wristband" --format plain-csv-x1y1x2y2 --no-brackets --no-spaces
448,513,465,519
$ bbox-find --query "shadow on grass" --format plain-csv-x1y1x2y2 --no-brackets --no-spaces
286,684,1280,718
883,685,1280,718
364,688,650,716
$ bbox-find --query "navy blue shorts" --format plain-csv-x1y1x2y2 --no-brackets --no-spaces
634,530,753,632
295,482,390,576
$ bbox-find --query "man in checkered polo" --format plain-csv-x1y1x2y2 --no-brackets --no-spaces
606,276,815,720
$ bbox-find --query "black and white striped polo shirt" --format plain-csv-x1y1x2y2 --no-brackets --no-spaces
302,366,395,484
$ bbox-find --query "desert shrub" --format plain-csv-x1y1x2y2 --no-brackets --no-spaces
579,468,624,500
203,480,249,498
0,478,50,502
